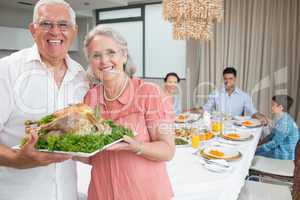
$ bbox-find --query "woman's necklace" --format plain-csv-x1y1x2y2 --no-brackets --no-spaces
104,75,129,102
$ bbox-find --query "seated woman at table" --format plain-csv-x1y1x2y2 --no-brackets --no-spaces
256,95,299,160
163,72,182,115
82,25,175,200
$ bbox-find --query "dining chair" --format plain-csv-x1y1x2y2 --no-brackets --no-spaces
238,140,300,200
292,140,300,200
249,155,294,184
238,180,292,200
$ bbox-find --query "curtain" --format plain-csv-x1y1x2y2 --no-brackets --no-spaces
187,0,300,124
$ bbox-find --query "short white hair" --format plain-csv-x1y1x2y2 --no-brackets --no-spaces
33,0,76,25
83,25,128,60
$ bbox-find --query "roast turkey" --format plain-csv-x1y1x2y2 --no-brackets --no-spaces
26,103,111,137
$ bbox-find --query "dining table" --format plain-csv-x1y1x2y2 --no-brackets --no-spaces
77,118,262,200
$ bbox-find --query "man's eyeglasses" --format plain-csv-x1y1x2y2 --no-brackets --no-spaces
37,20,73,31
89,49,123,61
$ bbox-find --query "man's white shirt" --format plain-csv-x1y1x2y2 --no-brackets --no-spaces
0,44,89,200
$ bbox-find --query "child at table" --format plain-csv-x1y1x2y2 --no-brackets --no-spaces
256,95,299,160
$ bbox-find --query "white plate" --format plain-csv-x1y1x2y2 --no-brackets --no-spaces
222,131,253,141
175,113,201,123
233,118,262,128
14,138,124,157
203,146,241,159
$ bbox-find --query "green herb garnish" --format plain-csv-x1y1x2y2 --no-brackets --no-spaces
175,138,189,145
37,114,55,126
35,120,134,153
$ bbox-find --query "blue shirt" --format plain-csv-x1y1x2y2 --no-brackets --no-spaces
256,112,300,160
173,95,181,116
203,87,257,116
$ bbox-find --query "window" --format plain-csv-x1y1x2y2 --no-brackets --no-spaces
96,3,186,79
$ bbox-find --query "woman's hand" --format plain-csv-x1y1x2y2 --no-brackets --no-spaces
106,135,141,153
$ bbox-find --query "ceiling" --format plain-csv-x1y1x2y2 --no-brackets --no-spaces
0,0,160,13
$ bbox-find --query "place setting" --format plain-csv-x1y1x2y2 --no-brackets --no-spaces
192,145,239,173
190,124,256,173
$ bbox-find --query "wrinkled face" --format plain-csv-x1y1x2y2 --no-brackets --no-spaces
87,35,127,82
271,100,283,114
29,4,77,63
165,75,178,93
223,73,236,90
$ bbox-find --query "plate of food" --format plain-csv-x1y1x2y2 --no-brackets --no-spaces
221,132,253,141
234,119,262,128
175,127,195,139
200,146,242,161
175,113,189,123
17,104,135,157
175,113,201,123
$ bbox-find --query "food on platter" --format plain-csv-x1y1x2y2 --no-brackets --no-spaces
201,146,242,160
209,149,225,157
175,138,189,145
175,127,195,139
221,132,253,141
233,118,262,128
175,114,188,123
242,120,254,126
224,133,240,139
22,104,134,154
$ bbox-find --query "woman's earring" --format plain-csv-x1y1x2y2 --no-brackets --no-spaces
123,62,126,71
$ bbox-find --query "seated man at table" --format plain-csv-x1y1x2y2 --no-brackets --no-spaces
203,67,265,119
256,95,299,160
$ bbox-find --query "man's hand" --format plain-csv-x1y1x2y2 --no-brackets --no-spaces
12,131,71,169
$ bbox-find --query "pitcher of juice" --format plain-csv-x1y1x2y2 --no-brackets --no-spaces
191,133,200,149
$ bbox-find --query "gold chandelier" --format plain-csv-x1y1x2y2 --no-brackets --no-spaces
163,0,224,40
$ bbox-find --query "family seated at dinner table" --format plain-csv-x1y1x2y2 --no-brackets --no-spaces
181,67,299,161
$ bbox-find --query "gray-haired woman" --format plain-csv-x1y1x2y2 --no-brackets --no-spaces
80,25,175,200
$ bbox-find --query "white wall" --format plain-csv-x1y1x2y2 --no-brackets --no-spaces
0,6,94,69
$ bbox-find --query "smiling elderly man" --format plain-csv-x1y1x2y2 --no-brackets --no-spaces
0,0,89,200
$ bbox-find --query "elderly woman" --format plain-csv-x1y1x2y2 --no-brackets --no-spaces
163,72,182,116
82,25,175,200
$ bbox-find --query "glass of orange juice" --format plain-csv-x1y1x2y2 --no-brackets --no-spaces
191,134,200,149
211,121,223,133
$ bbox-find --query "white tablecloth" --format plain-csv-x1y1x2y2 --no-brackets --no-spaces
77,127,262,200
168,127,262,200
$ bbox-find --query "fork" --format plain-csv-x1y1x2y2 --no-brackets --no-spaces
202,158,230,168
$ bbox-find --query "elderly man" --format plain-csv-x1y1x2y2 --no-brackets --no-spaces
0,0,89,200
203,67,259,117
